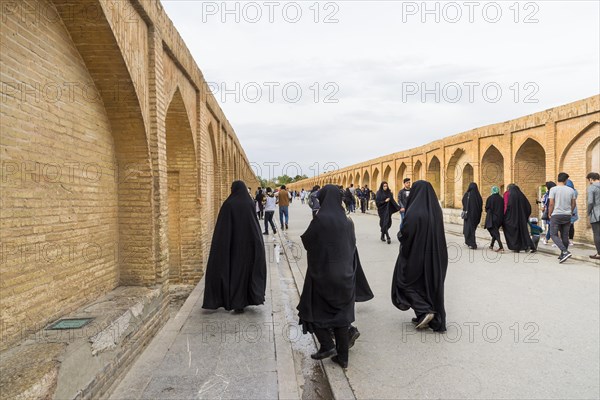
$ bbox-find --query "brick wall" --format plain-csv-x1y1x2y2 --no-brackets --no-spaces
0,0,259,351
289,96,600,244
1,0,120,350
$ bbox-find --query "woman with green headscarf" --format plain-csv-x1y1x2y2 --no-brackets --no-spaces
485,186,505,252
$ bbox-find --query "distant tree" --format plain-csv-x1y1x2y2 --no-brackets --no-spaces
292,174,308,182
278,175,293,185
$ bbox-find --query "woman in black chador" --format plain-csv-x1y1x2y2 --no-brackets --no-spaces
462,182,483,249
391,180,448,332
503,185,536,253
255,188,265,220
202,181,267,313
376,181,400,244
485,186,505,252
297,185,374,369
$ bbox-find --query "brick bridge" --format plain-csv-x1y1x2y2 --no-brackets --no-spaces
1,0,259,353
288,96,600,244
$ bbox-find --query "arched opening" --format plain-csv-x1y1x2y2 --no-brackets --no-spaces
372,168,380,190
427,156,442,199
2,0,155,349
348,173,354,187
355,173,360,187
342,176,347,188
481,145,505,195
362,171,370,188
166,89,201,283
514,138,546,213
446,149,466,208
413,161,422,182
462,163,474,195
397,163,407,190
383,165,392,193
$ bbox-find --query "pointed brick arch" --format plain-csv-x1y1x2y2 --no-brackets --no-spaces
166,89,201,283
362,171,370,187
514,138,546,211
383,165,392,187
372,168,380,189
413,161,422,182
481,145,505,194
446,149,466,208
427,156,442,199
53,0,155,285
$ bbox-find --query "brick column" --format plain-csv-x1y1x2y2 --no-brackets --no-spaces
148,25,170,284
545,119,557,181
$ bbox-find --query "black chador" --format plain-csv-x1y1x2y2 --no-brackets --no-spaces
202,181,267,311
391,180,448,332
484,186,504,251
503,185,535,252
297,185,373,368
462,182,483,249
375,182,400,244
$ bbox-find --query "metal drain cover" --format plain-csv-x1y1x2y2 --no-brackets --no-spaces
46,318,94,330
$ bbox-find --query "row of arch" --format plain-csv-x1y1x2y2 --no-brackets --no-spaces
165,89,256,286
309,139,548,206
291,124,600,244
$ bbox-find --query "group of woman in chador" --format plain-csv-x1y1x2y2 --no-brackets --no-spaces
462,182,536,253
202,180,448,369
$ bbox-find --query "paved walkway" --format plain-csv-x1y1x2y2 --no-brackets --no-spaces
111,201,600,400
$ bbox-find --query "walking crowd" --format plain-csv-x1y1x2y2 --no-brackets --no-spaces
199,169,600,370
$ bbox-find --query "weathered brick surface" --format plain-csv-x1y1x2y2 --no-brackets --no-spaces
289,96,600,243
1,0,258,352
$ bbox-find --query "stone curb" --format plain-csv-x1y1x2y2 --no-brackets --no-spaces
277,229,357,400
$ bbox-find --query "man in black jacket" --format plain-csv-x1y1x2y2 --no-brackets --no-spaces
398,178,411,228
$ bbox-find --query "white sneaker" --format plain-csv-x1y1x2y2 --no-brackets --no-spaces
542,238,548,245
552,244,557,248
569,240,575,246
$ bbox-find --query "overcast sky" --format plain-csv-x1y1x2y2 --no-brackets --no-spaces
161,0,599,180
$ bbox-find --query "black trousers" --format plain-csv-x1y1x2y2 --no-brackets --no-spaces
313,326,350,362
488,227,503,249
264,211,276,233
591,222,600,254
360,199,366,213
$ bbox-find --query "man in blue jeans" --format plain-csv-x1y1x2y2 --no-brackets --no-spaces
278,185,290,230
548,172,577,263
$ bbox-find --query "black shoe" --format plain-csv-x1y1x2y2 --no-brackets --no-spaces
311,347,337,360
274,229,277,234
233,308,245,314
285,223,288,230
559,251,572,263
380,234,385,242
263,231,269,235
411,317,419,325
387,238,391,244
348,327,360,349
331,355,348,368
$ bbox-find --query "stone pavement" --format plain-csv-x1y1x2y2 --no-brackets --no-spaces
290,202,599,399
109,215,332,400
110,201,599,399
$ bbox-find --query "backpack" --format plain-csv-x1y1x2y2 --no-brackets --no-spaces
307,192,314,208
